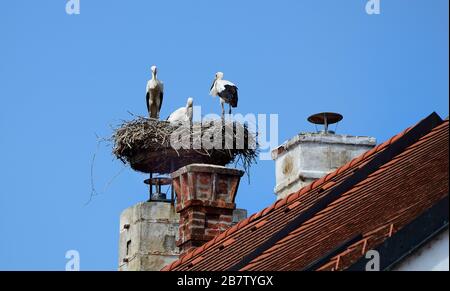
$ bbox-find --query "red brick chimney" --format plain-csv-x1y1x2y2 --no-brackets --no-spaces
171,164,244,253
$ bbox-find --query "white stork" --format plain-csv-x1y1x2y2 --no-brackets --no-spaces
167,97,194,124
209,72,238,118
146,65,164,119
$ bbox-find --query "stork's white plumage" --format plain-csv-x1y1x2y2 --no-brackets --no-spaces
209,72,238,118
146,65,164,119
167,98,194,124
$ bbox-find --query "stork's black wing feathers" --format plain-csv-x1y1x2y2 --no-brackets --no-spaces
159,91,164,112
146,92,150,113
221,85,238,107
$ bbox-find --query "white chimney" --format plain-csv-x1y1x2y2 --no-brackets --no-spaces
272,113,376,200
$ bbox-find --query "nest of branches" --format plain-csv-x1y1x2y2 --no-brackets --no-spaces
111,117,258,174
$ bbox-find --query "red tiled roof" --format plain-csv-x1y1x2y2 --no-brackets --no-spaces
162,113,449,271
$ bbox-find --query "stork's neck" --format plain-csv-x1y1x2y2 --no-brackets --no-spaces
152,72,157,81
213,79,220,89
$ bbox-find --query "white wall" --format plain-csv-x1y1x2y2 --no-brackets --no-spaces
393,228,449,271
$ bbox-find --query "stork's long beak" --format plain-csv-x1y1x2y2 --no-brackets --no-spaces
209,79,216,92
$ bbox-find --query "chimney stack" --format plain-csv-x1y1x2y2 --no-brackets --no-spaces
171,164,244,253
272,113,376,200
118,201,180,271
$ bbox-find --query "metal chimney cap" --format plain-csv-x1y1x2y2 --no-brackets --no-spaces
307,112,343,134
307,112,343,125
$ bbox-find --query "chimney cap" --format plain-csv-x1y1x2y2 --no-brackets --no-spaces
307,112,343,125
307,112,343,134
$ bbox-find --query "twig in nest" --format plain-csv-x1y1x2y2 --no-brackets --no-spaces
109,116,259,176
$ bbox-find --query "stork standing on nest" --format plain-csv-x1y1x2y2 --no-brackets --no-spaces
167,97,194,124
209,72,238,118
146,65,164,119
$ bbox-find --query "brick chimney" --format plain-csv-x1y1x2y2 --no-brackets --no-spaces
171,164,244,253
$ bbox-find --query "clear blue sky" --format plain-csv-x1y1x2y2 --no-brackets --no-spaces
0,0,448,270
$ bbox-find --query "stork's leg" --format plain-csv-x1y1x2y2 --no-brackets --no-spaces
153,104,157,119
148,100,152,118
221,100,225,120
149,100,155,119
156,99,161,119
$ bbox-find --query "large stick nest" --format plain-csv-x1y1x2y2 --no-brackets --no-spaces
111,117,258,174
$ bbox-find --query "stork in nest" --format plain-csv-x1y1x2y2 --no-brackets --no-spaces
146,65,164,119
167,97,194,125
209,72,238,119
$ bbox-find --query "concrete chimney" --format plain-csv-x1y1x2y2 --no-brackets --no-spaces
171,164,244,253
272,113,376,200
118,201,180,271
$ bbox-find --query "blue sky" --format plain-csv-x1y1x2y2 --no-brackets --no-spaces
0,0,448,270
